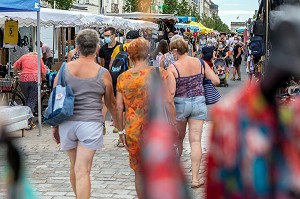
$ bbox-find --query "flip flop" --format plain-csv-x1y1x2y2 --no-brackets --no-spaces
230,77,236,81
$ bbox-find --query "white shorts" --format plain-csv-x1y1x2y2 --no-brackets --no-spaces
59,121,104,151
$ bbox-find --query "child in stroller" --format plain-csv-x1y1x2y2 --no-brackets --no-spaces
213,58,229,87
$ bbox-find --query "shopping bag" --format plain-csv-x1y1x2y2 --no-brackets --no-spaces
44,63,74,126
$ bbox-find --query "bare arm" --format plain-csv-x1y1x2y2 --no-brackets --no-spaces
236,47,242,59
160,55,166,68
204,61,220,86
164,69,177,125
200,52,204,59
109,58,115,70
42,53,47,61
116,85,128,150
213,51,217,59
103,71,117,123
100,58,105,68
116,91,124,132
67,50,73,62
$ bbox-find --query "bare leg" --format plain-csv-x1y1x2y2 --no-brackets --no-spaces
188,118,204,182
74,144,96,199
102,100,108,122
135,171,143,199
176,120,188,157
237,65,241,79
233,67,237,79
67,148,77,195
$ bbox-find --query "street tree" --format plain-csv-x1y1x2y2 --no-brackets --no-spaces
123,0,152,13
123,0,138,12
176,0,190,16
162,0,178,14
45,0,75,10
189,5,201,22
201,14,230,33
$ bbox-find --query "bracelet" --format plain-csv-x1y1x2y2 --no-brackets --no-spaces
51,126,58,128
118,130,125,135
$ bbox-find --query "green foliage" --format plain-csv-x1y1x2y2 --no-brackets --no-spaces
123,0,152,12
189,5,201,22
162,0,178,14
123,0,138,12
176,0,190,16
201,14,230,33
45,0,75,10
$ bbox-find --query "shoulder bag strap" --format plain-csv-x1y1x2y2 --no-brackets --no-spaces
57,62,66,86
199,59,206,80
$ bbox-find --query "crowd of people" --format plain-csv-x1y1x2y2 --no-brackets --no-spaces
45,28,220,199
11,27,262,198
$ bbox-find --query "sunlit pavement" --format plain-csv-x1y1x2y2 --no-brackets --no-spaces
0,122,211,199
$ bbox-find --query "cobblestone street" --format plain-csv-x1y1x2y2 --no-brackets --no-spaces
0,121,212,199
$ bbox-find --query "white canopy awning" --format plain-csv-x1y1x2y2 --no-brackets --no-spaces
0,8,158,30
106,12,177,21
127,19,158,30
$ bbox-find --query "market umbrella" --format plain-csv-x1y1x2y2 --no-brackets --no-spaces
236,27,246,34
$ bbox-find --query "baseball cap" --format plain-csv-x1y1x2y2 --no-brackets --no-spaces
126,30,140,39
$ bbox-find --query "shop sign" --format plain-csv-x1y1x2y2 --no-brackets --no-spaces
4,20,19,45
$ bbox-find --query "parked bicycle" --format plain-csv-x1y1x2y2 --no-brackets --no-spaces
0,76,25,106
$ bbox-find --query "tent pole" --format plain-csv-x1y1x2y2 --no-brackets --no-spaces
53,25,55,67
37,10,42,136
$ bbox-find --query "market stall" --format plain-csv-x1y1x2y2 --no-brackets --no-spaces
0,0,42,135
106,12,176,41
189,21,214,34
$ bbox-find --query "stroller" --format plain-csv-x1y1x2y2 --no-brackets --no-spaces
213,58,229,87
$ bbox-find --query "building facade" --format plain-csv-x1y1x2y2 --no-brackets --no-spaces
41,0,124,14
199,0,218,17
231,22,246,32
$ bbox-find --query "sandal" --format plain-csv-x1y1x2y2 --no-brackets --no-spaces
103,126,106,135
115,140,125,147
191,178,205,189
113,127,119,134
230,77,236,81
236,77,241,81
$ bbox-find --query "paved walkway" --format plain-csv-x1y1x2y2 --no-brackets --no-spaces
0,121,212,199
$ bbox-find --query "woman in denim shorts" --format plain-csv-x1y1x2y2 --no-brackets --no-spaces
167,38,219,189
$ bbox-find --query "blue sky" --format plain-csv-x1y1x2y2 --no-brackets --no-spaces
213,0,259,27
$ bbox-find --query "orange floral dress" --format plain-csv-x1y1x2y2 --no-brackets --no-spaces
117,67,168,171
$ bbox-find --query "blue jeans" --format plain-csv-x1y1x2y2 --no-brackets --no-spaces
174,96,207,121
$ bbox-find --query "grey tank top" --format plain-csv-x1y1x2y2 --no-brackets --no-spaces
64,65,106,123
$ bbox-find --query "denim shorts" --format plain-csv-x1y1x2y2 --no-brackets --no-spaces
59,121,104,151
174,96,207,121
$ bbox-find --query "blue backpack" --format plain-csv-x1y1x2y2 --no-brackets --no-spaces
110,44,129,94
249,36,265,57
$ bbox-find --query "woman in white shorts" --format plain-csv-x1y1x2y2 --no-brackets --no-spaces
51,29,117,198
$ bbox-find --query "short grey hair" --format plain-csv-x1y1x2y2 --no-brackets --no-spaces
76,29,100,56
170,35,183,43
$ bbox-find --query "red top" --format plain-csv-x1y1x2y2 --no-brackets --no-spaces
14,54,47,82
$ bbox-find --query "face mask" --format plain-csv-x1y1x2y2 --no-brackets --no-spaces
233,40,238,44
104,37,112,44
207,43,212,47
219,45,224,48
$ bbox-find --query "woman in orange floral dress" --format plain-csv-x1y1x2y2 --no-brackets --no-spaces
115,38,176,198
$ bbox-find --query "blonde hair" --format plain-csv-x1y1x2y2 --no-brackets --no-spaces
170,38,188,55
